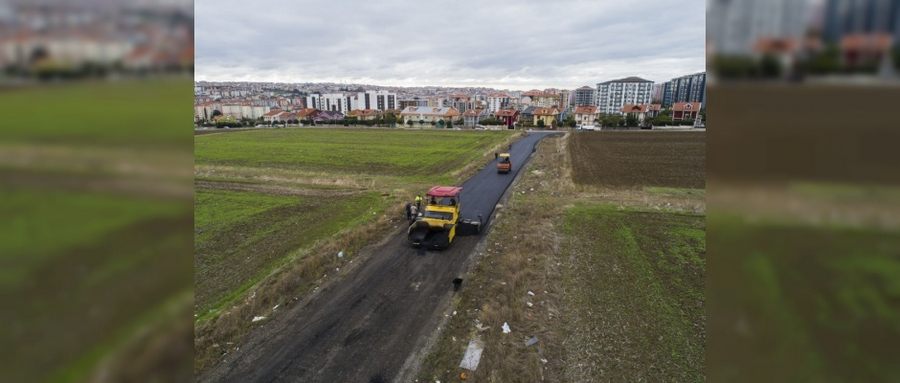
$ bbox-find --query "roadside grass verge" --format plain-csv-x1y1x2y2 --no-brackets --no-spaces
708,210,900,382
561,204,705,382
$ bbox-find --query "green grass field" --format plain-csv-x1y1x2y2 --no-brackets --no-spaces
562,204,705,382
195,128,510,182
194,188,385,317
708,213,900,382
1,79,194,383
0,188,183,289
0,78,191,147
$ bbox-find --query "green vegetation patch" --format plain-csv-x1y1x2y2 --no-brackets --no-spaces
0,79,192,147
194,128,510,181
0,187,183,289
194,188,386,316
562,203,705,381
707,214,900,382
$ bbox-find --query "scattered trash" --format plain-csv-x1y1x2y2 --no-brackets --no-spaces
541,358,548,364
526,302,534,308
527,291,535,296
251,316,266,322
502,322,511,334
459,339,485,371
337,251,345,258
475,321,490,332
336,267,340,272
272,304,279,311
459,371,469,380
525,336,539,347
452,311,457,316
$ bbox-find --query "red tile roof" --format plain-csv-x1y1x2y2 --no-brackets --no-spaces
621,104,649,113
672,102,701,112
840,33,893,53
349,109,381,117
297,108,318,118
574,106,597,115
495,109,518,117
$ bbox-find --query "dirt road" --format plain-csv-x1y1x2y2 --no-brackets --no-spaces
199,131,557,383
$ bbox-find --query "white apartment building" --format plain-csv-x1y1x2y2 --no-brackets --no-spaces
351,90,397,111
307,91,397,112
596,77,653,115
306,93,351,113
486,93,511,113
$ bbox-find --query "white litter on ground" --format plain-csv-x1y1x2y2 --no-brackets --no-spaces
251,316,266,322
337,251,345,258
527,291,535,296
502,322,511,334
272,304,279,311
526,302,534,307
459,339,485,371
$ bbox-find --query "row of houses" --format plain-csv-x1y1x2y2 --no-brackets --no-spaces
573,102,702,126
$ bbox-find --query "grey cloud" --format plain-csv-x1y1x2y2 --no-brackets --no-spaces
195,0,705,89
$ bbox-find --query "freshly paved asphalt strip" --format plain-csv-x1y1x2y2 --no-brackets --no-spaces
200,131,558,383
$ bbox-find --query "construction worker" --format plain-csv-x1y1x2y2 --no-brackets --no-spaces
409,204,418,223
415,195,422,210
405,202,412,221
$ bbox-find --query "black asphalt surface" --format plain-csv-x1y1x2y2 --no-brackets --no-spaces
199,131,558,383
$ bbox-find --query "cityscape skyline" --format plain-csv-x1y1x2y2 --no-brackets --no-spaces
195,0,705,90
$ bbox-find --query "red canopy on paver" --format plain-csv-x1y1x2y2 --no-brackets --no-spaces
427,186,462,197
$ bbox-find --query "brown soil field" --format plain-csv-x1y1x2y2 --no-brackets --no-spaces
570,131,706,189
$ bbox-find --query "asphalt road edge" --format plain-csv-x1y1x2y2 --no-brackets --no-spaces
392,132,563,382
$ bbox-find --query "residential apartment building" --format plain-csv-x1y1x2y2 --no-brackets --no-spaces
306,93,351,113
707,0,810,55
573,86,596,106
824,0,900,44
399,97,428,109
486,93,511,113
352,90,397,111
557,89,572,109
596,77,653,115
522,90,560,108
662,72,706,107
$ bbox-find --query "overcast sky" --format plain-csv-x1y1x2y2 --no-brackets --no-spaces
195,0,705,90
